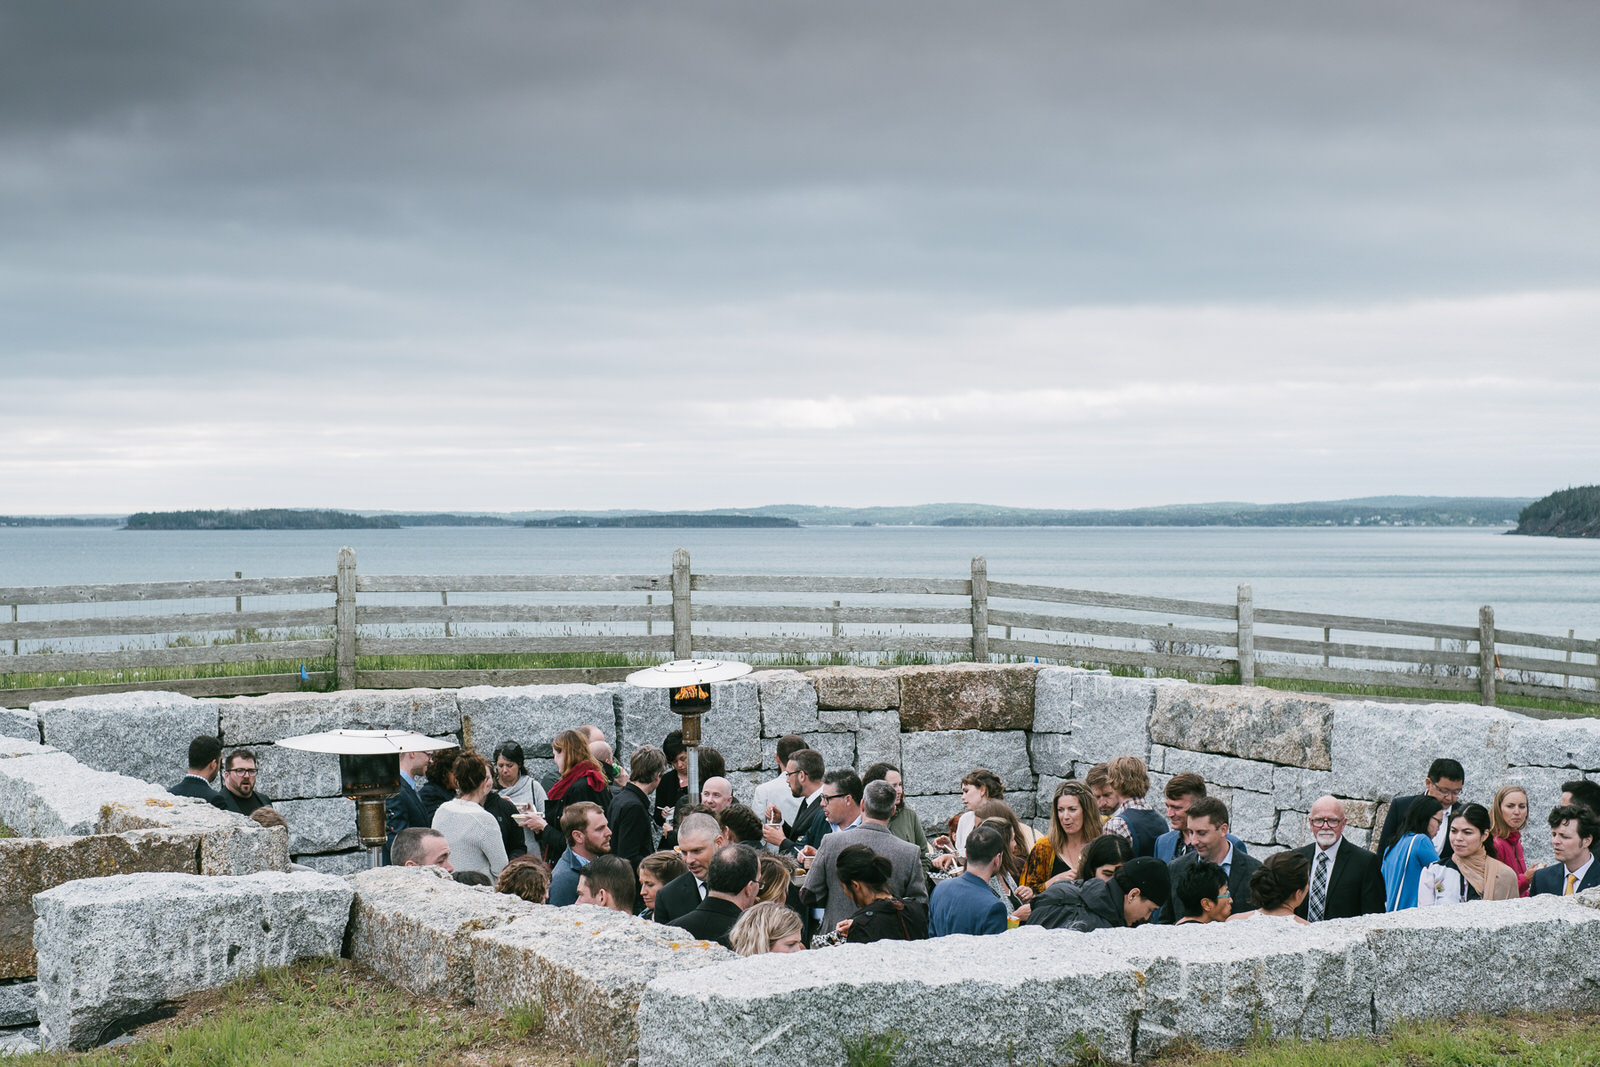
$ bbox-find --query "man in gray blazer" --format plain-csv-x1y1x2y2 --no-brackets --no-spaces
802,780,928,933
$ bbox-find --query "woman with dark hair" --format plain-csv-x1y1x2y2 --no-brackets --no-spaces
418,747,460,823
939,768,1004,859
494,741,547,856
655,730,688,829
1419,803,1519,905
1025,780,1103,893
432,751,509,879
1230,851,1310,923
637,850,688,921
1380,795,1444,912
542,729,610,862
1075,835,1134,883
975,808,1034,921
834,843,929,943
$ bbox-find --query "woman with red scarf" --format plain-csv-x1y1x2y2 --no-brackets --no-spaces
542,728,611,863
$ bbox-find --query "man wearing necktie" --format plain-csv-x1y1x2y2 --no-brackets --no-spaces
1294,796,1385,921
1532,804,1599,897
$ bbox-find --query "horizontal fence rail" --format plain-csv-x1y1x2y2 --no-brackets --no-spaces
3,549,1598,709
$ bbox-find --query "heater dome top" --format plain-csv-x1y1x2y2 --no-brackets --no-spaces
274,729,457,755
625,658,752,688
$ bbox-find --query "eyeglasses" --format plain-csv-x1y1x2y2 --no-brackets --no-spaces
820,793,847,803
228,767,258,777
1308,818,1343,828
1429,782,1463,800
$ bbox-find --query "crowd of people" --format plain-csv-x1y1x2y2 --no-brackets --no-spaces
170,726,1600,953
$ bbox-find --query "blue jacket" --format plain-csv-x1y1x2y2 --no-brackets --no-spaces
548,847,590,907
1155,829,1248,863
384,778,429,865
929,872,1007,937
1119,807,1169,858
1531,860,1600,897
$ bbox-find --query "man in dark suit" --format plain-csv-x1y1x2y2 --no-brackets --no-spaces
384,748,433,865
1161,797,1261,923
671,844,760,949
761,749,826,855
609,745,663,872
650,812,722,925
1294,795,1386,921
169,735,221,801
1532,805,1600,896
799,769,862,852
1379,758,1465,856
209,749,270,817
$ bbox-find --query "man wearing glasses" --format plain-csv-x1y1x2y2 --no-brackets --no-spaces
210,749,272,817
1293,795,1386,921
800,770,863,853
1378,758,1465,857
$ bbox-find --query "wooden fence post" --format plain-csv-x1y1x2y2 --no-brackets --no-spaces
1236,584,1255,686
671,548,692,661
1478,605,1496,706
1564,629,1574,689
234,571,244,643
335,547,357,689
970,557,989,663
9,604,16,657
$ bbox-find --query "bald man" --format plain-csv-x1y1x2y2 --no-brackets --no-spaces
700,776,734,814
1293,796,1385,921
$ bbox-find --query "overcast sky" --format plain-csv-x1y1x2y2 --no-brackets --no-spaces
4,2,1598,513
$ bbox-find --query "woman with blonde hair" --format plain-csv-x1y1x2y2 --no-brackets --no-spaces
1024,780,1102,893
757,852,797,906
728,901,805,956
542,729,610,862
1489,784,1533,896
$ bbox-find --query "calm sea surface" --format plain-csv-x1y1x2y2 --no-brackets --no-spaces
3,525,1599,638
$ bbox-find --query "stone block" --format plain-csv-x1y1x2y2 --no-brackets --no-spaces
1030,667,1090,733
0,830,200,979
0,1027,39,1055
801,731,856,779
1361,896,1600,1028
1104,920,1377,1055
275,797,358,855
253,742,342,801
755,670,820,735
1034,775,1069,831
1153,746,1275,794
1151,686,1333,770
0,738,55,760
470,905,734,1066
900,730,1031,798
347,865,529,1003
0,709,40,744
856,710,902,770
895,663,1042,732
1507,716,1600,771
1329,701,1512,802
704,679,762,771
0,752,169,838
1027,732,1079,779
817,706,859,732
1069,673,1170,764
1275,810,1312,848
613,684,676,759
458,684,611,760
34,871,352,1051
0,980,37,1027
293,851,370,876
34,691,219,788
101,798,289,876
219,688,459,746
636,927,1143,1067
1271,764,1336,810
808,666,900,711
903,794,963,837
1339,798,1379,830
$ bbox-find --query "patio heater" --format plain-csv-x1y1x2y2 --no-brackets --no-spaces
274,729,456,869
625,658,751,798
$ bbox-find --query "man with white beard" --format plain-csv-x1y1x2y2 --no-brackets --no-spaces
1292,795,1386,921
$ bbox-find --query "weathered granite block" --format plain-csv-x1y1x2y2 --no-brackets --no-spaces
34,691,218,788
0,753,168,838
901,730,1032,797
1271,764,1336,810
1507,716,1600,771
903,794,963,836
856,710,902,770
1104,920,1377,1055
802,731,856,779
1362,897,1600,1028
704,679,762,771
458,684,612,759
0,830,201,979
755,670,820,735
817,706,859,732
275,797,358,855
0,1027,38,1055
0,709,40,744
101,798,288,876
347,866,528,1003
1034,775,1069,831
1030,667,1090,733
1151,686,1333,770
896,663,1042,731
293,851,370,876
34,871,352,1051
1069,673,1169,763
1152,746,1276,794
1027,732,1080,779
253,742,342,801
1203,787,1277,846
613,684,675,759
0,980,37,1027
1275,810,1312,848
1330,701,1511,801
808,666,900,711
220,689,458,745
636,928,1143,1067
470,905,734,1066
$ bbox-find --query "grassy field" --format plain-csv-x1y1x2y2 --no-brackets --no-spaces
13,957,1600,1067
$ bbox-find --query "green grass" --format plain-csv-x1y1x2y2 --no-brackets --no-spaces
11,957,576,1067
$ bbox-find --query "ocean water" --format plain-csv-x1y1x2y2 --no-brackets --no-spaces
4,524,1599,639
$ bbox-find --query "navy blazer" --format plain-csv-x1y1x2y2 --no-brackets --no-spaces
608,783,655,871
169,775,219,802
384,778,429,865
929,872,1007,937
1531,860,1600,896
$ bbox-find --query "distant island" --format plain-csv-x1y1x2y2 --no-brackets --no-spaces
1510,486,1600,538
125,509,401,531
0,516,121,527
524,514,799,529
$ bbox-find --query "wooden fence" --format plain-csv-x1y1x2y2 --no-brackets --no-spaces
3,548,1599,707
